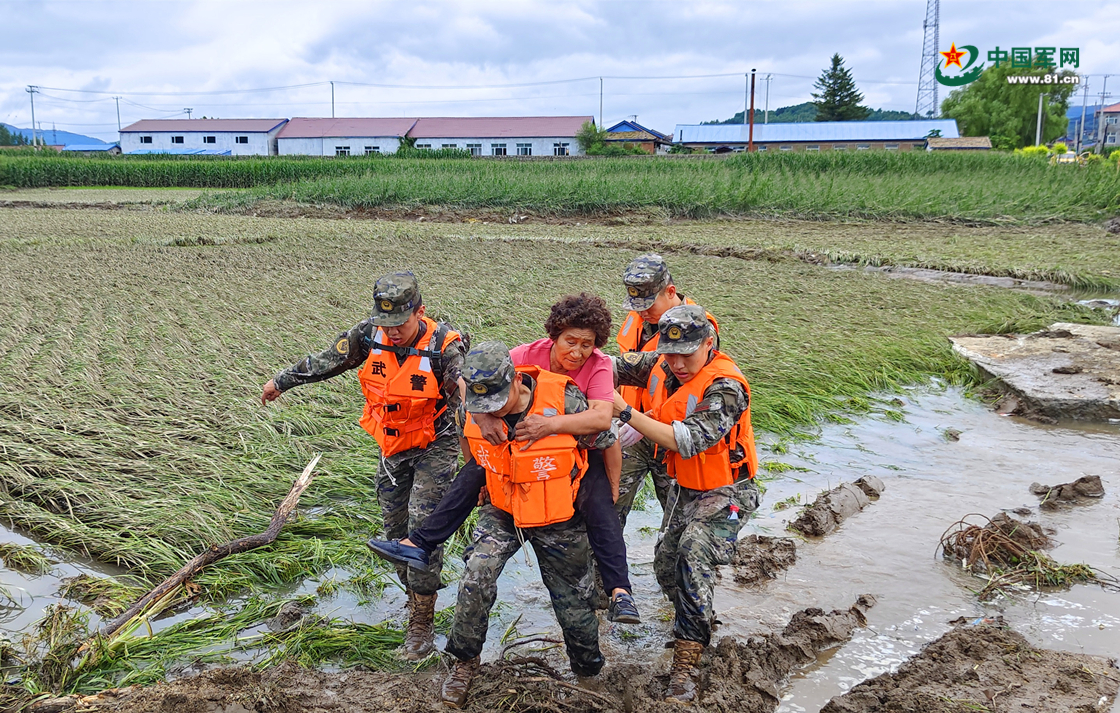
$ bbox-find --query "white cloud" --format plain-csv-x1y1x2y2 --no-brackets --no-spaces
1,0,1115,141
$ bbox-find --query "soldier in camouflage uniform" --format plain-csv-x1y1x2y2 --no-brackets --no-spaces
614,253,717,526
262,271,464,661
441,342,612,708
612,305,759,704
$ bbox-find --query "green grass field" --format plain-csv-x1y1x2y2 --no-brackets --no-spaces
0,165,1117,695
0,207,1105,591
4,151,1120,223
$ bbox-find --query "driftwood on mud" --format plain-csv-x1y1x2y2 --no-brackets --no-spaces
98,455,321,640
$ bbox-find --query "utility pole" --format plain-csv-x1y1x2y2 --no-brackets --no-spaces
184,108,193,119
1076,81,1089,154
331,81,335,119
599,77,603,127
1095,75,1110,154
748,69,756,152
114,96,122,133
26,85,39,146
763,74,773,124
1035,92,1045,146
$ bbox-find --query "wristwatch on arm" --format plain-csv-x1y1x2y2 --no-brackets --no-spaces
618,405,634,424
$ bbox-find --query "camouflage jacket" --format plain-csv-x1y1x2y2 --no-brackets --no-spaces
455,374,617,454
614,351,748,460
274,318,465,440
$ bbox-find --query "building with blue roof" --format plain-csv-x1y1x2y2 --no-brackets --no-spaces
63,143,121,155
605,119,671,153
673,119,960,153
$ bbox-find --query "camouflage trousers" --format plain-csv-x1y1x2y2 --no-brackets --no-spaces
445,506,604,677
614,436,672,528
654,477,761,646
377,433,460,596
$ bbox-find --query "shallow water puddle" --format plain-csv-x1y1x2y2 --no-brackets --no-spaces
734,388,1120,712
2,387,1118,710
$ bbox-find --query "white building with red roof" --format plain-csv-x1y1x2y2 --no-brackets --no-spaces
119,118,288,155
277,118,418,156
407,116,592,156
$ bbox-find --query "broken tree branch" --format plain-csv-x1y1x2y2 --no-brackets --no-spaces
98,454,322,640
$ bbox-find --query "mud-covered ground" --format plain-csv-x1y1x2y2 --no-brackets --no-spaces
31,619,1120,713
32,600,877,713
821,624,1120,713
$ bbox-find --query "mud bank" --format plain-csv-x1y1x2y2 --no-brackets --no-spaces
820,624,1120,713
1031,475,1107,509
787,477,885,537
950,322,1120,422
732,536,798,585
28,600,874,713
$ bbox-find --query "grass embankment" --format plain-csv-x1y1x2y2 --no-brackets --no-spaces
0,207,1111,694
4,151,1120,223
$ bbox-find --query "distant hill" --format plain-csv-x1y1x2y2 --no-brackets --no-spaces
704,102,919,125
1,124,108,146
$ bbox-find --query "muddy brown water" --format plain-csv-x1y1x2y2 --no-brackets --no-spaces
2,386,1118,710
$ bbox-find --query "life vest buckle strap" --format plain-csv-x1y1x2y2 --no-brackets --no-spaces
384,427,400,437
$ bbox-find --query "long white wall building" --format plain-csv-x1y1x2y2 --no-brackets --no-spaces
276,118,417,156
117,116,593,157
408,116,591,156
119,119,288,155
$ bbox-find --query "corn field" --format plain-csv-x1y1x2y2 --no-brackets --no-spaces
4,151,1120,222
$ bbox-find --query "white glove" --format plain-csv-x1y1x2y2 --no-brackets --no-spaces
619,423,644,448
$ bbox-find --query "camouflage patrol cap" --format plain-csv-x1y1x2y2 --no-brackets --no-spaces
462,341,517,413
622,253,671,311
657,304,712,355
370,271,421,327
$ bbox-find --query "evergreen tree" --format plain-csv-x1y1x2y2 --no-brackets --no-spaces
812,54,871,121
0,124,30,146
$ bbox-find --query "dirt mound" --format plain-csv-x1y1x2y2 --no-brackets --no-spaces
820,624,1120,713
788,477,885,537
731,535,797,585
1030,475,1106,509
33,599,875,713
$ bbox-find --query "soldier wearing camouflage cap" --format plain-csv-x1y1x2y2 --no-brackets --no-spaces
261,270,464,661
435,341,611,707
611,304,759,704
615,254,720,525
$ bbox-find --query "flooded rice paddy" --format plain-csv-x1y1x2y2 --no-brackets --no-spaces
2,385,1118,709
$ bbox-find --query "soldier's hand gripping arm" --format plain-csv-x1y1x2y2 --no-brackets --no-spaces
611,379,747,459
261,319,374,405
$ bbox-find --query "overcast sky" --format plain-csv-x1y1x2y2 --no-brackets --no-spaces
3,0,1118,141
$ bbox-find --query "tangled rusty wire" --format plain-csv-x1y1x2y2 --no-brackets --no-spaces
939,513,1114,600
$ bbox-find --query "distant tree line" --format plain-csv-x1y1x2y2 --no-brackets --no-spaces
0,124,30,146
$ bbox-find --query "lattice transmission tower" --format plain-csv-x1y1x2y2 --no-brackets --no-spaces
915,0,940,118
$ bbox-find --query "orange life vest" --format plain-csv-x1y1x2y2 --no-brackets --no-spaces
463,366,589,529
356,316,461,458
647,350,758,490
616,298,719,411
